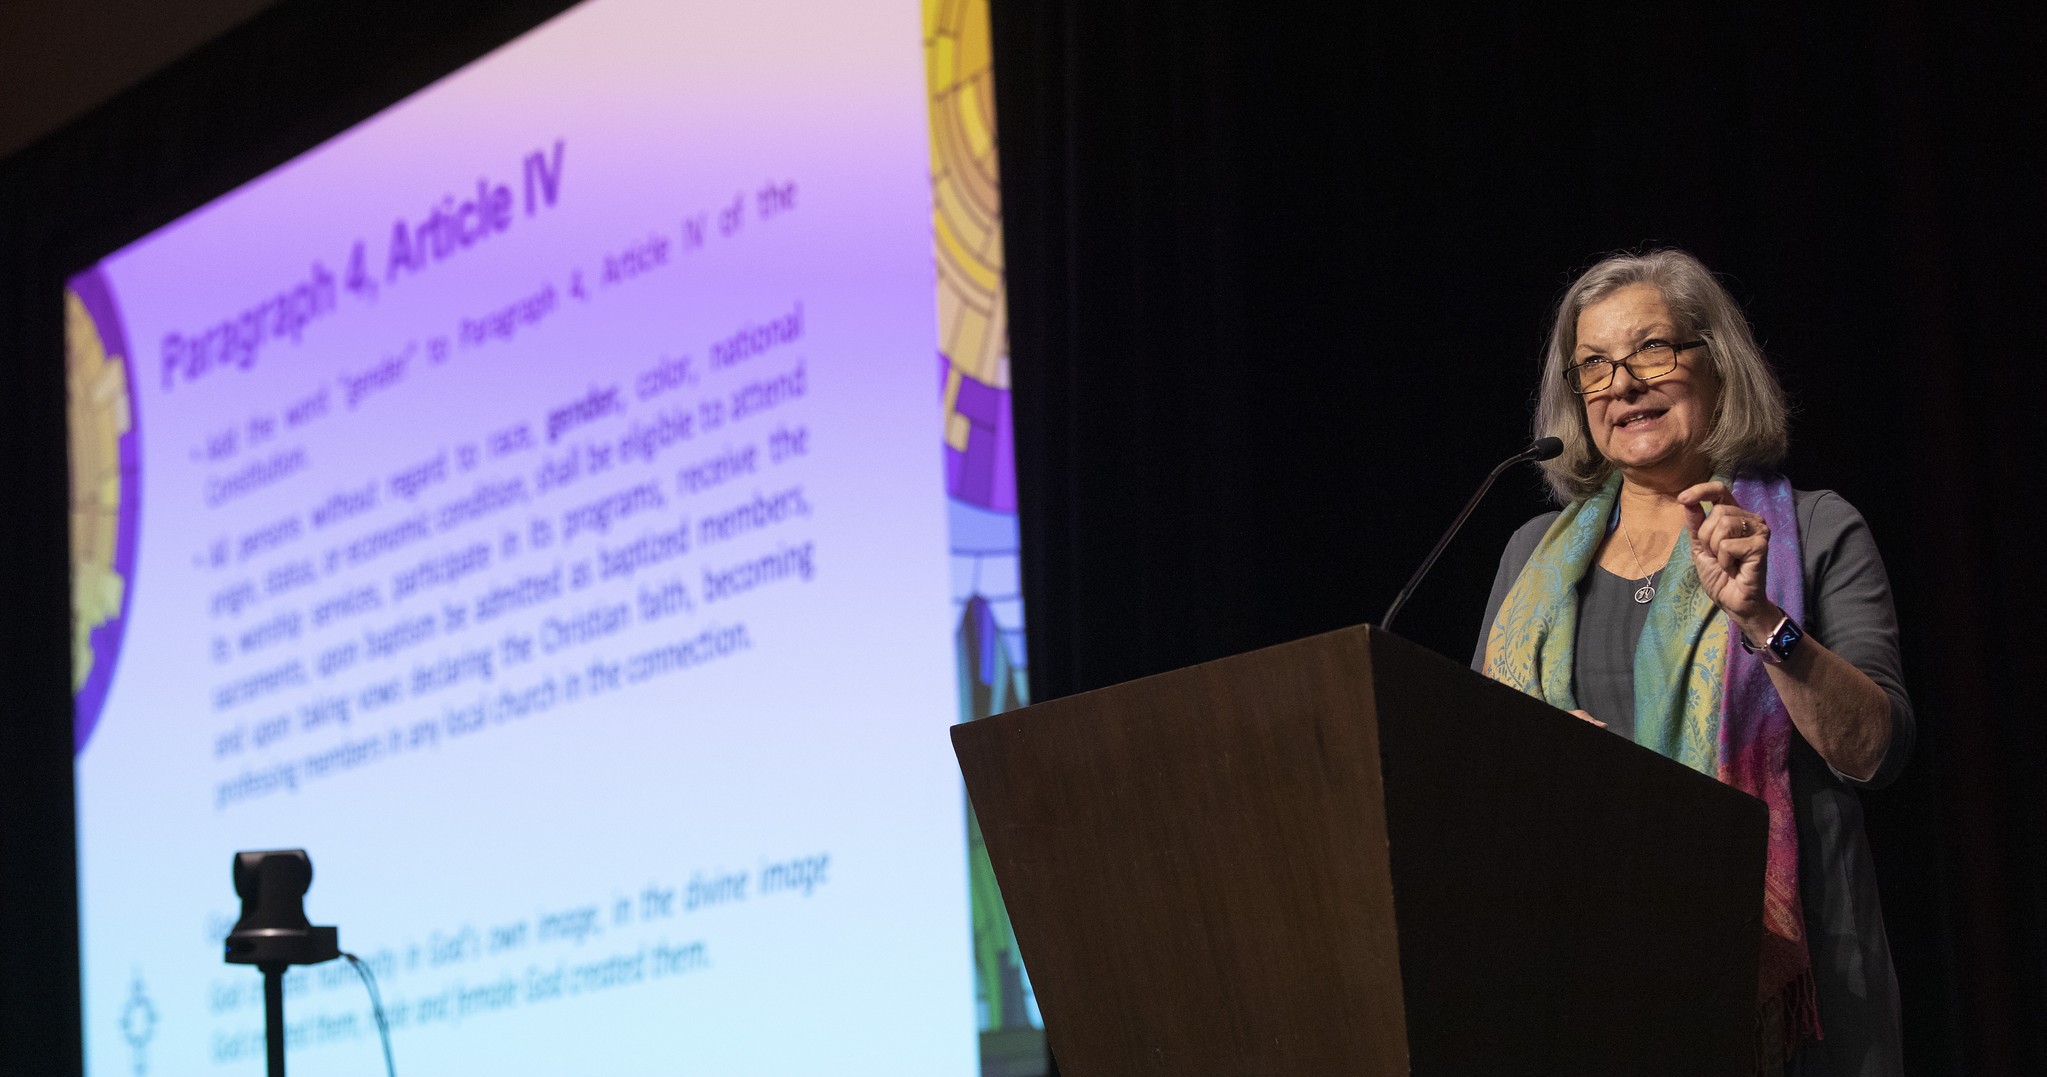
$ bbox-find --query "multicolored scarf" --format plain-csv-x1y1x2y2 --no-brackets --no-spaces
1480,471,1818,1051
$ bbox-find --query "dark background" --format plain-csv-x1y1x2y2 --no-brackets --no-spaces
4,0,2041,1073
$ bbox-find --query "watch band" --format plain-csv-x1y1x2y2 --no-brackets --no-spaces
1740,614,1803,665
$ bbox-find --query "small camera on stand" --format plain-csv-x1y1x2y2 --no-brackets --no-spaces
224,850,340,1077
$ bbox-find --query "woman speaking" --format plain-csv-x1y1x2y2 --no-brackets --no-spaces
1475,250,1911,1076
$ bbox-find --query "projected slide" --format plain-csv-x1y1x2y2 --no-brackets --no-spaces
65,1,1034,1073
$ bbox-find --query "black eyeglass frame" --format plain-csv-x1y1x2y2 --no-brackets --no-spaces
1564,338,1707,394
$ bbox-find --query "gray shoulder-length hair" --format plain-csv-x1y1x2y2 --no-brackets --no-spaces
1534,249,1790,503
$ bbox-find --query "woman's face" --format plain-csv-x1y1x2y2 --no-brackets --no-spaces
1574,282,1720,484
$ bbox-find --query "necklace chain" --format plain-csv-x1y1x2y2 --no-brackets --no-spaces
1620,520,1659,604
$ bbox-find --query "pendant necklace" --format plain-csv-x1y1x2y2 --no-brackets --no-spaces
1620,520,1659,604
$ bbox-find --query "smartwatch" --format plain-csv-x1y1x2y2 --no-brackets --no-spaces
1740,614,1804,665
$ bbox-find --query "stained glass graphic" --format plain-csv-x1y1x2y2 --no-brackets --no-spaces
925,0,1044,1071
67,271,141,755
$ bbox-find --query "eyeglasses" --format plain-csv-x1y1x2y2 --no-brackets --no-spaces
1564,339,1706,394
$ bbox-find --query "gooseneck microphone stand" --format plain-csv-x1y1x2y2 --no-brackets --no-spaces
224,850,341,1077
1380,437,1562,633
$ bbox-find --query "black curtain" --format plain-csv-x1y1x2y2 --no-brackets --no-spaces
991,2,2045,1073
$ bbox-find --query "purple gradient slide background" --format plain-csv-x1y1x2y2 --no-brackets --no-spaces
71,2,975,1074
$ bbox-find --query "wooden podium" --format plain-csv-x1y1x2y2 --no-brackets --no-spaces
951,625,1767,1076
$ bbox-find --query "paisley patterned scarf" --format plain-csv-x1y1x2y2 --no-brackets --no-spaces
1480,471,1818,1052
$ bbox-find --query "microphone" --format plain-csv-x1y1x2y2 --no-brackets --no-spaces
1379,437,1562,633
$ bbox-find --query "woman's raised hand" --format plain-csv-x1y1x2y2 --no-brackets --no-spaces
1678,481,1780,634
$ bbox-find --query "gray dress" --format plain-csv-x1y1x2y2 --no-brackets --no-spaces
1472,490,1911,1077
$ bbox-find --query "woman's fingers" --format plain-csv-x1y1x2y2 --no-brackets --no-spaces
1682,500,1708,536
1680,493,1773,617
1707,514,1769,567
1678,481,1736,509
1673,485,1775,617
1687,489,1767,569
1569,709,1608,728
